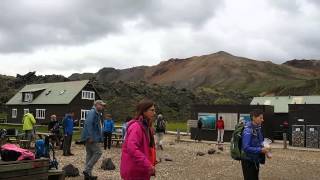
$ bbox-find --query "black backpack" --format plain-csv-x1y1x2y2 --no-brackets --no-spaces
62,164,80,177
0,129,7,139
101,158,116,170
156,118,166,132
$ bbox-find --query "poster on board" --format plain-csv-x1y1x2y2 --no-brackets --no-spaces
198,113,217,130
217,113,238,130
240,114,251,124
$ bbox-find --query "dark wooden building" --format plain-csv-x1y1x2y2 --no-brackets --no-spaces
289,104,320,148
6,80,101,125
252,96,320,148
190,105,274,142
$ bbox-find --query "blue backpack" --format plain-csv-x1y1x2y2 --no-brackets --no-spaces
35,139,47,158
35,137,58,169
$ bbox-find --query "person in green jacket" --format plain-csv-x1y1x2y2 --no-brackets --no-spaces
22,111,36,141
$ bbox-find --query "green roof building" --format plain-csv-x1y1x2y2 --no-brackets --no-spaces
6,80,101,124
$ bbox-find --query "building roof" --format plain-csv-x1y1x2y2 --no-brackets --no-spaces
6,80,90,105
250,96,320,113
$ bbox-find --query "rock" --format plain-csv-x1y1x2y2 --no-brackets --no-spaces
208,149,216,155
101,158,116,170
196,152,205,156
217,144,224,151
169,142,175,145
163,155,173,162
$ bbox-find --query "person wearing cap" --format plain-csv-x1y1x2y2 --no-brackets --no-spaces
81,100,106,180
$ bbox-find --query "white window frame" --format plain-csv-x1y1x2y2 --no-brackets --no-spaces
12,109,17,118
36,109,46,119
81,109,90,120
81,90,95,100
23,108,29,115
24,93,33,102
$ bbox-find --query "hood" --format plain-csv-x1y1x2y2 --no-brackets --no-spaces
126,115,148,131
24,113,32,117
245,121,261,129
64,113,73,119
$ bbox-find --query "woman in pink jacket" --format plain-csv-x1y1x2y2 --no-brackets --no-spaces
120,99,156,180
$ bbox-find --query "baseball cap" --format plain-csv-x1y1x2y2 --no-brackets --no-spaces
94,100,106,106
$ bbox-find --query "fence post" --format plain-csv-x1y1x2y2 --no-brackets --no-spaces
176,129,180,142
283,132,287,149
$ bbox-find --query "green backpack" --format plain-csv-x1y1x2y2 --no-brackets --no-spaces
230,122,247,160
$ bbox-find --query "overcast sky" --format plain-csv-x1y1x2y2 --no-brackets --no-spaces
0,0,319,77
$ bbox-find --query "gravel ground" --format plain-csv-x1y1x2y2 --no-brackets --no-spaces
56,135,320,180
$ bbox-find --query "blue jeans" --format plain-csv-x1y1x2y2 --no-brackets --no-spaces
84,142,102,176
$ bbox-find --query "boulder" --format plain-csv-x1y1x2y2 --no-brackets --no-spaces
196,152,205,156
208,149,216,155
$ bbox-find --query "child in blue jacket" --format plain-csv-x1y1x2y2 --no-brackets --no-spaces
103,114,114,150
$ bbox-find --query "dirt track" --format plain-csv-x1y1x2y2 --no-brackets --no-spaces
57,135,320,180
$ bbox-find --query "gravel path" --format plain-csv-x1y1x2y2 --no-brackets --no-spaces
56,135,320,180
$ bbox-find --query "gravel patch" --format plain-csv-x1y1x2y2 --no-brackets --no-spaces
55,135,320,180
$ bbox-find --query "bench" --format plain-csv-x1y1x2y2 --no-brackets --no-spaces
112,138,124,146
0,159,49,180
48,169,65,180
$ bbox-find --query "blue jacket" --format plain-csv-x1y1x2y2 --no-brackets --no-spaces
122,122,128,140
103,119,114,133
63,114,74,135
81,107,103,143
242,122,265,164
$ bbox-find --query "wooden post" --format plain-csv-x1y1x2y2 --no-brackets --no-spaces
283,133,287,149
177,129,180,142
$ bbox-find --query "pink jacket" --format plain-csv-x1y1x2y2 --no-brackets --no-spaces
1,144,35,161
120,117,153,180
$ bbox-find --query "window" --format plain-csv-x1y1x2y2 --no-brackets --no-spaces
81,109,90,120
23,109,29,115
59,90,66,95
36,109,46,119
12,109,17,118
24,93,33,102
81,90,95,100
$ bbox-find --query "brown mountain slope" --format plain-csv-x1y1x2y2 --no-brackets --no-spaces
283,59,320,73
70,51,320,95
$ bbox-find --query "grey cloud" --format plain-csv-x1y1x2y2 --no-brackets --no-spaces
0,0,222,53
141,0,223,28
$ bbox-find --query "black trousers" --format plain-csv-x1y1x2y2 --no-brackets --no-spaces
241,160,259,180
63,134,72,155
104,132,112,150
195,128,202,141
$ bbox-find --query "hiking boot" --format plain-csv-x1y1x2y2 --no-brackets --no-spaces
83,171,90,180
159,145,163,150
68,153,74,156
